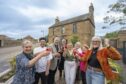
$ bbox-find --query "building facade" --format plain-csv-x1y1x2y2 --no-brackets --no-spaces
0,35,21,47
117,27,126,48
48,3,95,44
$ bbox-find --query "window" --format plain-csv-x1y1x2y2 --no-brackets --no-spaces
53,28,54,35
73,23,77,33
61,26,65,34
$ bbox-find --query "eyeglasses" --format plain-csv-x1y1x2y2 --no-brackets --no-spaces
92,40,100,43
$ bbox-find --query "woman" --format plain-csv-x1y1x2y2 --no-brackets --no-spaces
77,36,121,84
58,38,67,79
63,43,77,84
11,40,50,84
74,42,82,84
76,43,89,84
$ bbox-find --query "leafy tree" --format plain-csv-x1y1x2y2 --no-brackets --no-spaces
105,31,118,38
103,0,126,26
71,36,79,45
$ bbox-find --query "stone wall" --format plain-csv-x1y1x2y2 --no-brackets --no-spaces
48,20,95,45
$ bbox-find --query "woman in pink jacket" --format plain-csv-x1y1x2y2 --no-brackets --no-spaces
75,43,89,84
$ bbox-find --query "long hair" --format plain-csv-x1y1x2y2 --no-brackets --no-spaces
89,36,103,50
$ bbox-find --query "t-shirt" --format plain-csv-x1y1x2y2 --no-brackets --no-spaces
33,47,52,72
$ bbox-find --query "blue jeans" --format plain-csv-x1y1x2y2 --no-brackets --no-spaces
86,68,105,84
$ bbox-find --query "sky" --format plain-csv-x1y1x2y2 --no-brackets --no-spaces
0,0,122,39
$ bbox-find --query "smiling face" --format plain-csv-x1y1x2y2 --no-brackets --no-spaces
22,40,33,54
67,43,73,50
40,40,46,47
62,39,67,45
54,37,60,45
23,45,32,54
92,37,101,48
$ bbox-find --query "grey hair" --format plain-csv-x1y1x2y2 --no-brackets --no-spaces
22,40,33,47
89,36,103,50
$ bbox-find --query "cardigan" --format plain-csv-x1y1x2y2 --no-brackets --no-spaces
80,46,121,80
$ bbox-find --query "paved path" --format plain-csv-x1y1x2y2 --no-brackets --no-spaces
0,46,22,73
118,60,126,84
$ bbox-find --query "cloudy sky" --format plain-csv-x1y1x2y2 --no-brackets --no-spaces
0,0,122,39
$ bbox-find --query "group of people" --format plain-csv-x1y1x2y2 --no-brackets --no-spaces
11,36,121,84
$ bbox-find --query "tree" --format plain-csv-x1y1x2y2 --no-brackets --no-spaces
105,31,118,38
103,0,126,26
71,36,79,45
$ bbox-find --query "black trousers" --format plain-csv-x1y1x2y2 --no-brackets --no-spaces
47,68,57,84
34,72,47,84
81,71,87,84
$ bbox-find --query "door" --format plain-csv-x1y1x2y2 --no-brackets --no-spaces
123,41,126,64
0,40,1,47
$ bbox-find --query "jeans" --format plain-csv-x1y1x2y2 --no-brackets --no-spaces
86,68,105,84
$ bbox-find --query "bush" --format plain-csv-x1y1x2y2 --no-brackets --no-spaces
9,57,16,72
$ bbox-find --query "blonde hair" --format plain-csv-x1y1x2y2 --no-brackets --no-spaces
89,36,103,50
22,40,33,47
75,42,81,48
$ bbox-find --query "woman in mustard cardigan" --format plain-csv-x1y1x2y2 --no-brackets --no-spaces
77,36,121,84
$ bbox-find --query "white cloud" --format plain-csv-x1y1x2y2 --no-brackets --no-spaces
1,0,120,38
13,0,93,21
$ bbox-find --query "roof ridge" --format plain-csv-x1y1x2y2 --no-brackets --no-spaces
49,13,90,28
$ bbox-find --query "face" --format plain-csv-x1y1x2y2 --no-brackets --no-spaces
54,37,60,45
23,45,32,54
75,44,81,49
92,39,100,48
40,40,46,47
67,43,73,50
62,39,66,45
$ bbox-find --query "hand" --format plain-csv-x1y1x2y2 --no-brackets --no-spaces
76,55,81,60
45,70,49,76
40,50,50,57
55,52,61,57
104,38,110,47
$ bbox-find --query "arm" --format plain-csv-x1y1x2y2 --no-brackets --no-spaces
28,50,50,67
106,46,122,60
78,50,89,61
104,38,122,60
45,60,51,76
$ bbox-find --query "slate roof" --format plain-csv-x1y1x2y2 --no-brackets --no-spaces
49,13,93,28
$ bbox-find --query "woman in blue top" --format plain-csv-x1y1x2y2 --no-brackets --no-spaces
11,40,50,84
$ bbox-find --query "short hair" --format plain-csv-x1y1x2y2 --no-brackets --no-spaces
39,37,46,42
22,40,33,47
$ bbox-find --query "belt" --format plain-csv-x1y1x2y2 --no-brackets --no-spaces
87,65,102,72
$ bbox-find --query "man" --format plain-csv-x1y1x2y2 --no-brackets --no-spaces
33,37,52,84
47,36,61,84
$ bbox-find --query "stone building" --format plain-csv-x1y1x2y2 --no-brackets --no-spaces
48,3,95,44
117,27,126,48
0,35,21,47
23,35,37,43
109,27,126,48
0,35,7,47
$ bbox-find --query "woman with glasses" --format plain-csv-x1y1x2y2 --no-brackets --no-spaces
77,36,121,84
